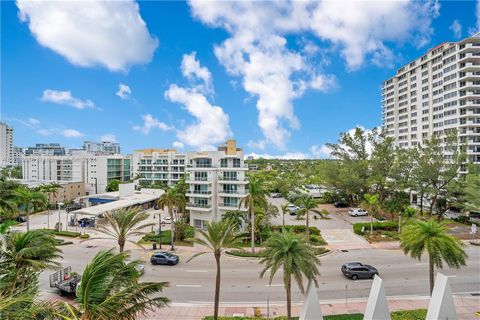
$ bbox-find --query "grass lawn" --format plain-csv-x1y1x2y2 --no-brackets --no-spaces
138,230,194,247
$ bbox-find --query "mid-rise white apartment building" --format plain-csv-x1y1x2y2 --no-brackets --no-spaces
0,122,14,167
132,148,187,187
186,140,248,229
22,154,131,195
382,34,480,165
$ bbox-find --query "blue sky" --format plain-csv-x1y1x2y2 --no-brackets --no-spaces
1,0,477,158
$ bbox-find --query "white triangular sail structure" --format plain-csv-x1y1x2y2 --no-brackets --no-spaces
299,279,323,320
363,275,391,320
426,273,457,320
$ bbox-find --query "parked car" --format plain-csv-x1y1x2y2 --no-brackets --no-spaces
66,203,82,212
341,262,378,280
334,201,348,208
16,215,27,223
78,217,95,228
150,251,179,266
348,208,368,217
161,216,175,224
271,193,282,198
287,204,299,215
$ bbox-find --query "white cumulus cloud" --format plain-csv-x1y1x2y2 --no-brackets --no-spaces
189,0,439,149
116,84,132,100
181,51,213,94
173,141,185,149
449,20,462,39
310,144,332,159
165,53,231,150
62,129,84,138
16,0,158,72
100,134,117,143
133,114,172,135
41,89,94,109
246,152,308,160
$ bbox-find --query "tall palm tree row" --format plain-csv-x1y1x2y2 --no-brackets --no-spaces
60,249,169,320
156,187,186,250
400,218,467,295
239,175,269,253
14,186,47,231
97,208,155,252
188,220,241,320
260,231,321,320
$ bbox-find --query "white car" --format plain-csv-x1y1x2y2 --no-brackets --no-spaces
161,216,175,224
348,208,368,217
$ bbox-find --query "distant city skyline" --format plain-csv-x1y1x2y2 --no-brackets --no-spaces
1,1,477,159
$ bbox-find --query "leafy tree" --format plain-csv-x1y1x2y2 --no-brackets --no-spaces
14,187,47,231
0,230,61,296
368,132,396,205
260,232,320,320
60,250,169,320
0,178,19,221
360,193,380,234
156,187,186,250
221,210,244,231
459,169,480,213
96,208,154,252
239,175,269,253
400,219,467,295
187,221,241,320
106,179,121,192
295,195,318,242
383,191,410,232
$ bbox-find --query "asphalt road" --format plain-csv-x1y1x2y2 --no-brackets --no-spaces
40,238,480,305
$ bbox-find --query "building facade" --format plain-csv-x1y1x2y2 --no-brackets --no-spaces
382,34,480,165
0,122,14,167
83,141,121,155
25,143,66,156
22,154,131,195
132,148,187,187
186,140,248,229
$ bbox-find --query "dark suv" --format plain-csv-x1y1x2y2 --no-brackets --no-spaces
334,201,348,208
150,252,179,266
341,262,378,280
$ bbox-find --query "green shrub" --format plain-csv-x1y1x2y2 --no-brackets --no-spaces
310,234,327,245
271,225,320,236
79,233,90,239
382,231,399,240
174,222,194,241
313,247,329,255
391,309,427,320
353,221,398,235
141,231,173,245
47,229,81,237
226,250,265,258
453,216,480,226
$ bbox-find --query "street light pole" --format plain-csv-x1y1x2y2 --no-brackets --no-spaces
57,203,61,231
158,211,162,249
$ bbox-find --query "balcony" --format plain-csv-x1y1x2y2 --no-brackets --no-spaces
186,203,212,212
218,190,247,197
218,177,248,184
219,203,248,212
186,190,212,198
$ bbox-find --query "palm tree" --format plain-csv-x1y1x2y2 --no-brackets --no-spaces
239,175,269,253
39,183,61,229
0,177,19,220
400,218,467,295
0,230,62,295
14,187,47,231
59,249,169,320
398,206,416,233
157,188,186,250
187,221,241,320
360,193,380,234
461,171,480,213
260,232,321,320
280,204,289,227
221,210,244,231
296,196,318,242
96,208,155,252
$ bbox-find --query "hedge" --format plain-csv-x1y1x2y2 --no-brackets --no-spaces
271,225,321,236
141,231,173,244
226,247,329,258
202,309,426,320
46,229,81,238
353,221,398,235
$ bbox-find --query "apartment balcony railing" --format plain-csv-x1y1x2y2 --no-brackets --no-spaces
188,190,212,195
186,203,211,209
219,203,238,208
219,189,246,195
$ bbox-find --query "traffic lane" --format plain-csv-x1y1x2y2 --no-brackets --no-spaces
140,246,480,303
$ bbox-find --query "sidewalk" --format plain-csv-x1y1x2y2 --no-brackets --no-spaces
145,295,480,320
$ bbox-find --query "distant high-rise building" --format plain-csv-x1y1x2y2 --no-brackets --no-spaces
25,143,66,156
382,33,480,166
0,122,14,167
83,141,120,155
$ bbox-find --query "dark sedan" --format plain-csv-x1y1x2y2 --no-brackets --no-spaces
341,262,378,280
334,201,348,208
150,252,179,266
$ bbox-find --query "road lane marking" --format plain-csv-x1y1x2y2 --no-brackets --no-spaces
265,284,283,287
175,284,202,288
186,270,208,273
